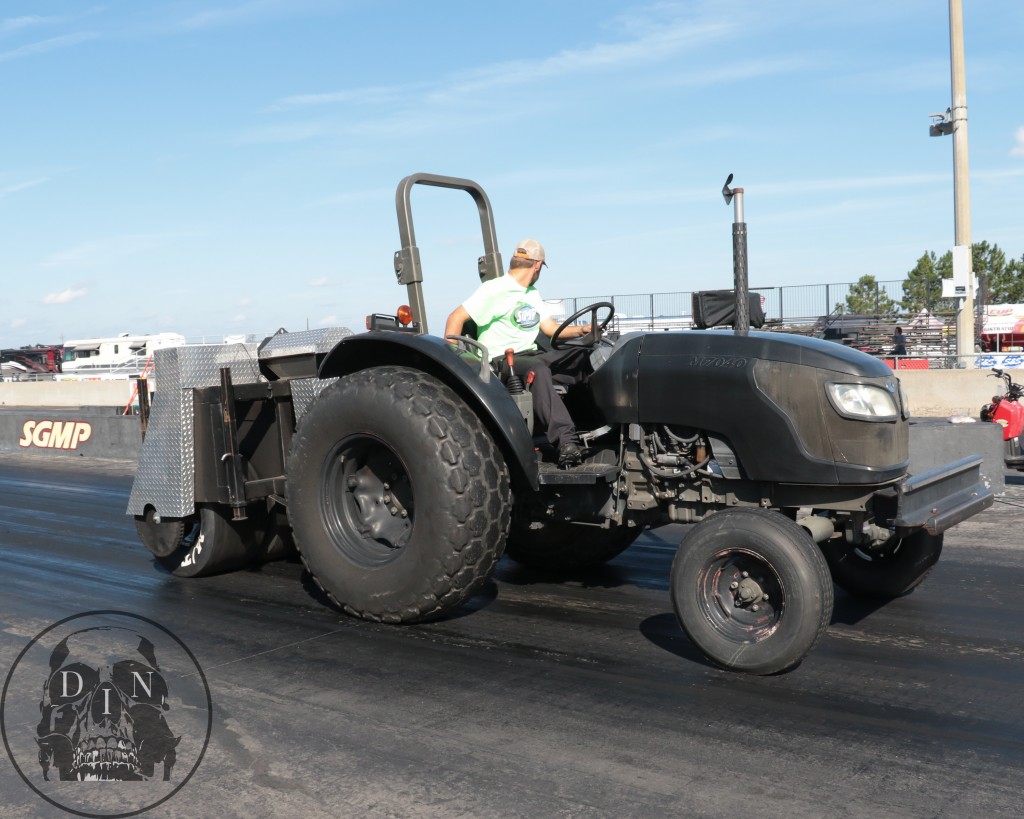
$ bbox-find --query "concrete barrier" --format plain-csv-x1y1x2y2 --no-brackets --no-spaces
0,380,136,409
896,369,1002,418
0,409,143,460
1,368,1007,418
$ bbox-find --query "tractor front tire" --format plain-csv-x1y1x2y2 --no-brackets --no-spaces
671,509,833,675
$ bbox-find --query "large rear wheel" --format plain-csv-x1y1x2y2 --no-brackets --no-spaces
286,366,511,623
670,509,833,675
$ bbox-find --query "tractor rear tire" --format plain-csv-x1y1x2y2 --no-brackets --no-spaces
820,531,943,599
505,519,642,570
286,366,511,623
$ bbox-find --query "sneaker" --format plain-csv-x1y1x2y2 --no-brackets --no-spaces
557,441,584,467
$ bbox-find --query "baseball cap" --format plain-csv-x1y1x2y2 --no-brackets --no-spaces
513,238,547,267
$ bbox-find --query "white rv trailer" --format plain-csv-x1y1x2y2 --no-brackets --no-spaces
59,332,186,380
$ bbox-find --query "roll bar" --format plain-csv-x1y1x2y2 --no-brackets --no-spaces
393,173,503,335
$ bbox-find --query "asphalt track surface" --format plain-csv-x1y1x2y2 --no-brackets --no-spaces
1,453,1022,818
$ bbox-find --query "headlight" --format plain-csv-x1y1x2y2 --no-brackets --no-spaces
827,383,898,421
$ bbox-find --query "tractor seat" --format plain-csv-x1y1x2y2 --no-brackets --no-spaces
457,324,568,395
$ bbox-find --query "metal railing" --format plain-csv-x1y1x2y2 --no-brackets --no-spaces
552,279,964,327
550,280,1024,370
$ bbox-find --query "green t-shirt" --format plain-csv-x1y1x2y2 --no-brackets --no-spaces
462,275,551,357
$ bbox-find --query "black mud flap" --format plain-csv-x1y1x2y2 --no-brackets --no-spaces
894,455,993,535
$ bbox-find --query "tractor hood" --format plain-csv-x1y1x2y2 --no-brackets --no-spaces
589,330,907,485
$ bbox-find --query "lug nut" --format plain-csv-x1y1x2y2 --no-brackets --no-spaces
730,582,738,590
742,571,749,578
347,478,358,489
751,605,759,612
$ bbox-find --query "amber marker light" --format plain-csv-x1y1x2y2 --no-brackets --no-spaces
396,305,414,326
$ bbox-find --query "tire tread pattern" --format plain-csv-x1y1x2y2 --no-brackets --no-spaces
287,366,511,623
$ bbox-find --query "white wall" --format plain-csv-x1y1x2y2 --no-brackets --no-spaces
0,380,135,408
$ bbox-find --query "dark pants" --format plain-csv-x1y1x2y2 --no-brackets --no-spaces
499,347,590,447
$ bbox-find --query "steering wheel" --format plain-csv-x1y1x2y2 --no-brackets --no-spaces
550,301,615,350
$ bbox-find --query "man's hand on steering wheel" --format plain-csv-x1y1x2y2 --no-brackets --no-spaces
550,302,614,350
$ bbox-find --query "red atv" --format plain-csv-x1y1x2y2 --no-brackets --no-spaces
980,368,1024,471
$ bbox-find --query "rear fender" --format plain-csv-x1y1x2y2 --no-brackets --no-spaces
318,332,539,492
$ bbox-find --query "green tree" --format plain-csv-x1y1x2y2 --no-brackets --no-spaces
996,255,1024,302
975,242,1024,303
902,250,957,314
901,240,1023,311
844,274,899,315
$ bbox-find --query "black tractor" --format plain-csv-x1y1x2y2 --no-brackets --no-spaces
129,173,992,675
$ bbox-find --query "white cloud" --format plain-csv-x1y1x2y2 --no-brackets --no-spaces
1,16,53,32
264,6,735,132
178,0,301,31
238,297,252,306
0,33,97,63
43,288,88,305
230,313,246,323
755,172,951,197
1,7,105,33
42,233,183,269
1012,126,1024,157
308,276,328,287
432,19,731,102
832,59,951,94
10,318,27,328
0,178,46,199
234,121,326,145
268,84,418,111
658,57,808,89
319,315,336,325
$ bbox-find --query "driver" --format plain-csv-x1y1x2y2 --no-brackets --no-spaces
444,238,592,467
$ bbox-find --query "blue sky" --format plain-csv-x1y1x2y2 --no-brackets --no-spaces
2,0,1022,346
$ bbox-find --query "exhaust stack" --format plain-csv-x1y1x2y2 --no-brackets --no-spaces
722,174,749,337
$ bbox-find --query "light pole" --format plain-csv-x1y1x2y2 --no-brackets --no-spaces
930,0,974,361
